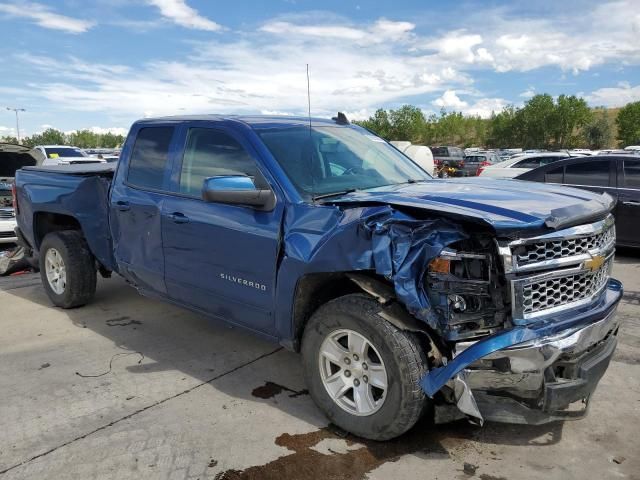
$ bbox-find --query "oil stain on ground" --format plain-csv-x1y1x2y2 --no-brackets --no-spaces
215,420,465,480
251,381,309,399
106,316,142,327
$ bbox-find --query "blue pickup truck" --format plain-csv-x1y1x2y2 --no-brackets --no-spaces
14,115,622,440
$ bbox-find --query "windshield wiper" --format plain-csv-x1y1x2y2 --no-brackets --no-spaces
397,179,429,185
312,189,358,201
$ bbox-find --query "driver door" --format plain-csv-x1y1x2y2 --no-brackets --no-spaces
161,125,284,333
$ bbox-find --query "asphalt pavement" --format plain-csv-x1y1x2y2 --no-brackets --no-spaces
0,251,639,480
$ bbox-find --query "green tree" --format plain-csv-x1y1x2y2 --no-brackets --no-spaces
0,135,19,144
23,128,66,147
356,109,392,139
388,105,426,143
582,115,613,149
616,101,640,146
553,95,592,148
519,94,557,149
100,132,125,148
486,105,521,148
67,130,100,148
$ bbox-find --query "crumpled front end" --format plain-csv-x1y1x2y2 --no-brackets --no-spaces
436,280,622,425
420,215,622,425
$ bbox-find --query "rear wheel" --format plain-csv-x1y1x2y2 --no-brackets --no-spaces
39,231,96,308
302,294,429,440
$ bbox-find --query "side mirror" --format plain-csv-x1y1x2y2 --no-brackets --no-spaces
202,175,275,210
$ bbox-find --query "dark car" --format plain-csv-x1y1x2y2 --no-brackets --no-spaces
517,155,640,247
431,146,465,175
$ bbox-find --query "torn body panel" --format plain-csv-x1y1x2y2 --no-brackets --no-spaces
426,279,622,424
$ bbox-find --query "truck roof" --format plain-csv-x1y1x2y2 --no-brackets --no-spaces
135,114,349,129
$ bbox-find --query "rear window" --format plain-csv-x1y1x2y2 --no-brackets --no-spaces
564,160,610,187
623,159,640,189
44,147,85,158
127,127,175,190
431,147,448,156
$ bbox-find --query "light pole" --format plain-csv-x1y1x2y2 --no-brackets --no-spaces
6,107,26,143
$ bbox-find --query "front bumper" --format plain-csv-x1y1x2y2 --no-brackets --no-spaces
0,219,18,244
424,279,622,425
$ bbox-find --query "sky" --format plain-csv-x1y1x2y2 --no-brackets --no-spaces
0,0,639,138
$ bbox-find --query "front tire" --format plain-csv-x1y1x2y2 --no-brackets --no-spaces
302,294,429,440
39,231,96,308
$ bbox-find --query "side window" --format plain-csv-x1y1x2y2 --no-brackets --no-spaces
513,158,541,169
179,128,259,197
623,159,640,189
539,156,564,166
564,161,610,187
127,127,174,190
545,166,564,183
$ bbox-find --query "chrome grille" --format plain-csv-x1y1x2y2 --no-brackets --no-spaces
502,215,616,321
521,258,612,315
0,208,15,219
513,224,615,267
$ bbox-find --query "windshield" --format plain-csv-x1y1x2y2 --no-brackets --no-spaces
44,147,86,158
257,125,430,199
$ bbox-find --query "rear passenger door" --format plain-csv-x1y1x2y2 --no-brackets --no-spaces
616,158,640,246
562,159,615,196
110,125,178,294
161,125,284,334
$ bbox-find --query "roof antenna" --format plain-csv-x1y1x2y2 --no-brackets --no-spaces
306,64,315,199
306,64,312,130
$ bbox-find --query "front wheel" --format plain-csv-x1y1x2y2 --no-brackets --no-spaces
302,294,429,440
39,231,96,308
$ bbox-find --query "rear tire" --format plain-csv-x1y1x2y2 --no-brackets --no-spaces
302,294,429,440
39,231,96,308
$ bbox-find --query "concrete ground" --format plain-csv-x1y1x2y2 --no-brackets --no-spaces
0,252,639,480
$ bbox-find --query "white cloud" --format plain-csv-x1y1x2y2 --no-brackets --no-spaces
68,126,129,136
432,91,508,118
519,87,535,98
5,0,640,130
260,17,415,44
0,1,94,33
433,90,468,109
424,30,484,63
464,98,509,118
14,26,470,120
260,21,365,40
146,0,222,31
585,82,640,107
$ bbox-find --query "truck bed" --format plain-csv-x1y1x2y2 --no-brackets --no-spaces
15,165,116,271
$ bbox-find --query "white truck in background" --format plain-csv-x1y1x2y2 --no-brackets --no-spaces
391,141,435,176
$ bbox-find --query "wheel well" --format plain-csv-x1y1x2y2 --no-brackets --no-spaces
33,212,82,250
291,272,361,351
291,272,446,366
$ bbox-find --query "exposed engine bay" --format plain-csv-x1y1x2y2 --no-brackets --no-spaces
426,235,510,341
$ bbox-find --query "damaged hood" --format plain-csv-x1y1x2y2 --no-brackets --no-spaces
327,178,614,233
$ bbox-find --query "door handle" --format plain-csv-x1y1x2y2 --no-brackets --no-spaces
169,212,190,224
622,201,640,206
116,200,130,212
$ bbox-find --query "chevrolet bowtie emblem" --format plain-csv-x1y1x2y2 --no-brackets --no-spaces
585,255,605,272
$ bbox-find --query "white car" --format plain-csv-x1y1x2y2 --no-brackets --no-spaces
479,152,574,179
32,145,106,166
